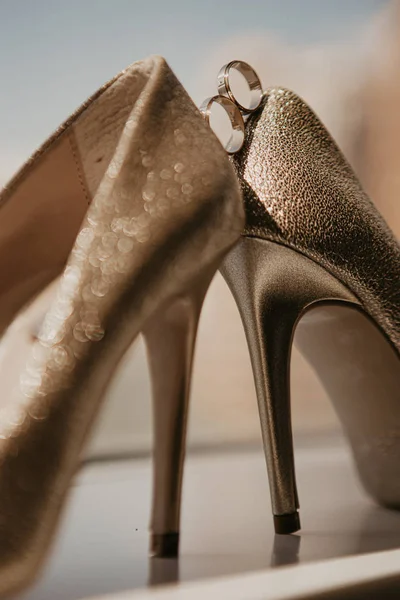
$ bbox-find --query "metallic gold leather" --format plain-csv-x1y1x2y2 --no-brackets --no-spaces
232,88,400,353
222,237,357,518
0,56,243,594
225,86,400,526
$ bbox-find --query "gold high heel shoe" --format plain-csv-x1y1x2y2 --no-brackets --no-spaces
0,56,243,595
203,61,400,535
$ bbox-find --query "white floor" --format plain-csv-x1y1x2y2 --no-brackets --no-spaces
19,436,400,600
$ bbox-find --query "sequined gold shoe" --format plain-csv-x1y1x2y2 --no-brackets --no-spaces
0,56,243,595
204,61,400,535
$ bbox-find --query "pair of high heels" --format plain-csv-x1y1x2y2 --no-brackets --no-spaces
0,55,398,594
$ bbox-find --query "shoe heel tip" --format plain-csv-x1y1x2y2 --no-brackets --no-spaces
274,512,301,535
150,532,179,558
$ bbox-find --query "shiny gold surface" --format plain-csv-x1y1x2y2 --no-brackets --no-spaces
223,85,400,530
0,56,243,595
233,88,400,348
222,238,357,518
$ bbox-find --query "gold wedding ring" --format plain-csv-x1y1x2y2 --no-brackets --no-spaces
217,60,263,114
200,60,263,153
199,95,245,155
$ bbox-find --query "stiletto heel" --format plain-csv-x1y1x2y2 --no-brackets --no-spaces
222,238,356,533
0,55,243,595
203,64,400,535
143,272,213,558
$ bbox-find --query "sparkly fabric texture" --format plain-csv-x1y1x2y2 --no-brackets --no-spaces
0,56,243,593
233,87,400,352
73,60,154,198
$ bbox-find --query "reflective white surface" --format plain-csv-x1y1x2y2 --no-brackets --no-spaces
87,549,400,600
19,435,400,600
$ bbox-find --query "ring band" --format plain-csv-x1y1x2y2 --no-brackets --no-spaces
217,60,263,114
199,95,245,154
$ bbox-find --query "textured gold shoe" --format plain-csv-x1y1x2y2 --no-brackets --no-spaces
0,56,243,595
205,61,400,535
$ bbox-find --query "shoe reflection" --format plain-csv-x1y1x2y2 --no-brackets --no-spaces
148,505,400,584
268,505,400,571
270,534,301,567
148,558,179,587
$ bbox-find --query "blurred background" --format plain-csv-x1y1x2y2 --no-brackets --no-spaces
0,0,399,459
